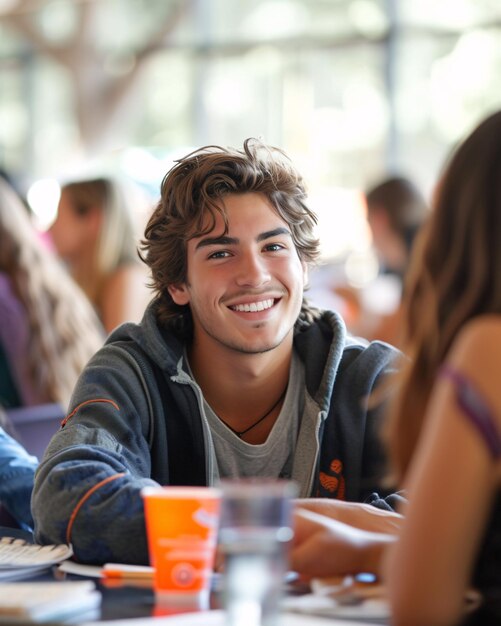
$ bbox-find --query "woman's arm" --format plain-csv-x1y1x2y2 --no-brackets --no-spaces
294,497,403,534
385,317,501,626
290,507,395,579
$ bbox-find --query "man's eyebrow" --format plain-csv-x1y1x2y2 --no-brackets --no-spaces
195,227,291,250
257,227,291,242
195,235,237,250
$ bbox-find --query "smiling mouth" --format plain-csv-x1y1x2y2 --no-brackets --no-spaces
229,298,276,313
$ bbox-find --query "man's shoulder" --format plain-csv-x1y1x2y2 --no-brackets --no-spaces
344,335,400,356
298,308,400,356
295,307,345,341
101,302,185,372
341,336,401,372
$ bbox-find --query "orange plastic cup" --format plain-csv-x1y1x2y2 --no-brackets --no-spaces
141,486,221,597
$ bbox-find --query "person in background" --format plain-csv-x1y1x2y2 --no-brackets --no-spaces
383,110,501,626
0,177,104,410
291,110,501,626
337,176,429,348
50,177,152,333
33,139,400,565
0,407,38,531
365,176,428,281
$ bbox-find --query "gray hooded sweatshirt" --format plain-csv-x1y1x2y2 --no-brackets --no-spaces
32,300,400,564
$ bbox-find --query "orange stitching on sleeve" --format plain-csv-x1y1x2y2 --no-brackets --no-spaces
65,473,126,546
61,398,120,427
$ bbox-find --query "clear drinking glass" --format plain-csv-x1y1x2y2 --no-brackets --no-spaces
218,478,297,626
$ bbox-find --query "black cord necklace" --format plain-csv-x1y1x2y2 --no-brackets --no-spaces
217,389,287,439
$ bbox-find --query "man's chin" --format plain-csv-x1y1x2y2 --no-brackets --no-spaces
230,334,289,355
236,343,280,355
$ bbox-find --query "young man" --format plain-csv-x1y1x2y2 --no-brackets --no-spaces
33,139,400,564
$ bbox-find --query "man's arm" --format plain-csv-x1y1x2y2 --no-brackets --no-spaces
32,346,159,564
33,431,157,564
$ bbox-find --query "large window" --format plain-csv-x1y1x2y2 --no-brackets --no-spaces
1,0,501,263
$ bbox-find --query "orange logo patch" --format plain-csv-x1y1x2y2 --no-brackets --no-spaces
319,473,339,492
318,458,345,499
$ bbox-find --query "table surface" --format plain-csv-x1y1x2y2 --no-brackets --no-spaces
6,566,389,626
0,526,388,625
0,525,498,626
29,567,501,626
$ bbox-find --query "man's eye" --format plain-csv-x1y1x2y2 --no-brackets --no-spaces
208,250,230,259
264,243,285,252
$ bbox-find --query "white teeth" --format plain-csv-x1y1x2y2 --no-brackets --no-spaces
232,298,274,312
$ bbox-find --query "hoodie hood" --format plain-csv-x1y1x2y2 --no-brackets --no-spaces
294,307,352,408
105,300,185,375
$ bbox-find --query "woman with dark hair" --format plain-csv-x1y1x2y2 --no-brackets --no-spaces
365,176,428,280
291,110,501,626
383,110,501,626
335,175,429,348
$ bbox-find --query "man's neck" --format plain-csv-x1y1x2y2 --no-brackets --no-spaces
187,338,293,440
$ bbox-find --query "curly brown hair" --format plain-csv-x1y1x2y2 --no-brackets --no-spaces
140,138,321,333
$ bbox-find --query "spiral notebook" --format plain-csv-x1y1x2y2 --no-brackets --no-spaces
0,537,73,581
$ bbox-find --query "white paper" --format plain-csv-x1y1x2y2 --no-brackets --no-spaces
82,608,385,625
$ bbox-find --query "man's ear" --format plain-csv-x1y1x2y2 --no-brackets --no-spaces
167,283,190,305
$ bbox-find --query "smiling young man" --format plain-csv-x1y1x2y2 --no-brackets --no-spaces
32,139,400,564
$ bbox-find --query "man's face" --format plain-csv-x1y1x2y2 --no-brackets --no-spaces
168,192,307,357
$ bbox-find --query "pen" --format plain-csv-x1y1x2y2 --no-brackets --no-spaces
102,563,154,579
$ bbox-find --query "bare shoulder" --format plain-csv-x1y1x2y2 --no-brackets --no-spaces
450,315,501,362
447,315,501,411
100,264,151,331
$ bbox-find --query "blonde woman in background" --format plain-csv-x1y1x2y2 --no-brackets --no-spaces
0,177,104,410
50,177,151,333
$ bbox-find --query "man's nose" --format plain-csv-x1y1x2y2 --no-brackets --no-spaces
235,252,271,287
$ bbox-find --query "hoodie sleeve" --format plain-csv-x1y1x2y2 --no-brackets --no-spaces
32,344,159,565
365,490,407,513
0,427,38,530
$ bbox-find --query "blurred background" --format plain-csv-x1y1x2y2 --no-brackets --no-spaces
1,0,500,331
